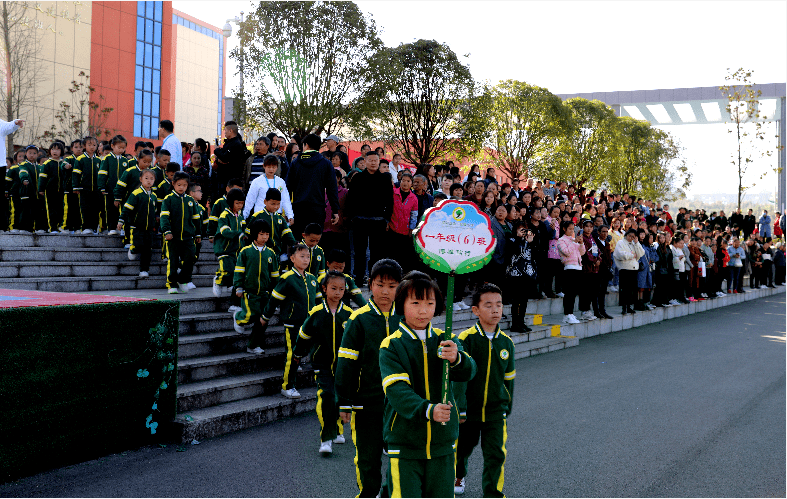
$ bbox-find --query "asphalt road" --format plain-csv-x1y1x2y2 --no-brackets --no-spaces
2,294,784,498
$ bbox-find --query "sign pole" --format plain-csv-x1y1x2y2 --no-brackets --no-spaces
441,270,455,412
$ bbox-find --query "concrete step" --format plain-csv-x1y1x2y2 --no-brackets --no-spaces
172,387,320,444
0,246,217,263
178,329,288,358
0,231,217,249
0,274,216,292
0,261,216,278
513,335,581,359
178,347,301,384
177,370,317,413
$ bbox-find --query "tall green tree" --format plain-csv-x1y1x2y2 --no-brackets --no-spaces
719,68,781,211
234,1,381,139
480,80,569,180
541,98,618,186
363,39,482,165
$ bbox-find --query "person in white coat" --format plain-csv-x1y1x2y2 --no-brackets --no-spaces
1,119,24,231
613,229,645,315
243,155,293,224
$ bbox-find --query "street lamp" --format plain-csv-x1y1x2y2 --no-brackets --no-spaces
223,12,245,139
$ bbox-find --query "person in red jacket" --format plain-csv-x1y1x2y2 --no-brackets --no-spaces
388,171,419,273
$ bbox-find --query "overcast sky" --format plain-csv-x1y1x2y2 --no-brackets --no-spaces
173,0,787,198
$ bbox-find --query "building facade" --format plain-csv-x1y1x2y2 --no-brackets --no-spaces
5,1,226,150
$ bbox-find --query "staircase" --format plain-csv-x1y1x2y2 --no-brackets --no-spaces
2,232,781,444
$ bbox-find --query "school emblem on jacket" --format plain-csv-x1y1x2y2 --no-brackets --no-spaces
268,257,272,263
500,349,509,360
188,201,193,206
277,219,282,224
122,162,127,167
311,280,316,287
342,321,347,329
317,255,321,261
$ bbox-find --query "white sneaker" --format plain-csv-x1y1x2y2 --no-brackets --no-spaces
35,229,46,234
8,229,19,234
610,285,619,292
333,434,346,444
297,365,303,372
669,299,680,305
701,293,708,298
646,304,656,310
124,243,131,249
81,229,92,234
246,346,264,354
212,277,222,298
120,229,125,236
167,288,179,294
108,230,118,235
59,228,69,233
128,249,139,261
563,314,580,324
663,302,673,307
228,305,241,313
759,285,767,289
461,301,471,310
453,302,464,312
138,271,149,278
454,477,466,495
319,440,333,454
716,291,725,297
224,286,233,296
281,388,301,399
186,282,196,290
581,311,596,321
234,321,248,334
556,292,565,298
178,283,189,293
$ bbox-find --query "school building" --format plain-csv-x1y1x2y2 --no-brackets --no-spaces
12,1,226,148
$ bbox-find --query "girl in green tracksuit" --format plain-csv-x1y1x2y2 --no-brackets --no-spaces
293,270,354,454
379,271,477,498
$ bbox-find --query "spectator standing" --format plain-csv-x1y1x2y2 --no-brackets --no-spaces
758,210,772,238
244,155,293,224
388,172,418,274
323,135,350,173
774,212,783,239
243,137,272,188
774,243,785,285
613,229,645,315
321,170,350,260
213,121,251,194
158,120,181,171
286,133,340,241
727,238,745,293
742,209,756,239
578,219,601,321
557,220,585,324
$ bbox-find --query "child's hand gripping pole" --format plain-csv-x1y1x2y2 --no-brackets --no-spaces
439,271,456,425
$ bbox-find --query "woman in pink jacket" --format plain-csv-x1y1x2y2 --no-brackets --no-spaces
388,172,419,273
557,220,586,324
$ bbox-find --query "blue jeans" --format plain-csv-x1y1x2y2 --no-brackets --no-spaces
728,266,742,291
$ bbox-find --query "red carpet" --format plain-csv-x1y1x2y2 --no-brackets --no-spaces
0,289,147,309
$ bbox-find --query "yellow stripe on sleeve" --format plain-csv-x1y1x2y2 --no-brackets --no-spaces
504,370,516,380
338,347,359,360
382,373,411,392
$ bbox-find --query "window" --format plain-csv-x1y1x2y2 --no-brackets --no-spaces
134,1,163,139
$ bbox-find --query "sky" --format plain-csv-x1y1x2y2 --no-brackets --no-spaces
172,0,787,199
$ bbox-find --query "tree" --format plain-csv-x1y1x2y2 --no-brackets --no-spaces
719,68,781,211
605,117,691,201
363,39,483,165
38,71,114,144
480,80,569,180
0,1,47,152
539,98,619,187
234,1,382,139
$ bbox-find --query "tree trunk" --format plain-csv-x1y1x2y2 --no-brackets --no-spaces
2,2,13,155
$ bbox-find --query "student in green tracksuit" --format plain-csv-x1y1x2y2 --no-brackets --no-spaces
245,188,297,266
293,270,354,454
213,188,246,300
334,259,403,498
379,271,477,498
160,172,202,294
72,137,103,233
301,222,327,280
318,249,367,308
454,283,516,498
118,169,158,277
155,162,180,205
114,152,154,207
233,219,280,354
15,145,39,232
261,243,321,400
189,183,208,261
60,139,83,232
98,135,129,235
5,152,24,231
208,178,243,239
36,142,66,232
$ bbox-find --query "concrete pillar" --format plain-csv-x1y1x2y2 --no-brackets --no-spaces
778,97,786,214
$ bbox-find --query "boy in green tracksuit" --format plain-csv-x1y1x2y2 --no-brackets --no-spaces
334,259,403,498
207,178,243,239
212,187,246,301
379,271,477,498
114,150,154,207
189,183,208,261
98,135,129,235
60,139,83,232
36,142,66,232
118,169,158,277
160,172,202,294
233,220,280,354
301,222,326,280
293,270,354,454
72,137,103,233
454,283,516,497
13,145,39,232
155,162,180,205
318,249,367,308
245,188,297,267
261,243,321,400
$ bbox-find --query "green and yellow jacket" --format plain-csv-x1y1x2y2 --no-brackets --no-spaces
302,241,326,279
207,195,229,238
119,186,157,231
246,208,297,259
194,202,209,239
4,164,19,196
335,298,401,412
160,192,201,240
16,160,37,199
455,322,516,422
261,268,321,328
379,321,476,460
213,208,246,256
72,153,101,192
294,301,354,375
155,178,174,205
37,158,65,195
233,242,280,295
98,154,129,194
61,154,77,193
317,272,367,308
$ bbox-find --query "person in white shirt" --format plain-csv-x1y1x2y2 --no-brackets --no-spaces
158,120,182,170
243,155,293,224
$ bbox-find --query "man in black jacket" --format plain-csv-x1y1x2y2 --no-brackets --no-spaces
213,121,250,194
286,133,339,239
743,209,757,239
345,150,393,284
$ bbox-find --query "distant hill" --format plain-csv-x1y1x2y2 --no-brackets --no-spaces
674,191,776,214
